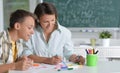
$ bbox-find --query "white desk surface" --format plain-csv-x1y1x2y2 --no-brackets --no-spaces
9,61,120,73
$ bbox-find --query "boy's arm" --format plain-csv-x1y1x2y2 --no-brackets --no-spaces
0,63,15,73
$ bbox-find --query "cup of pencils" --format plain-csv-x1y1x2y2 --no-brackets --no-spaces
86,49,98,66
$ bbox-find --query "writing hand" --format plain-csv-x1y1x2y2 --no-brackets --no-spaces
48,55,62,65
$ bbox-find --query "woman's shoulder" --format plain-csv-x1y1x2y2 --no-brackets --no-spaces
59,25,71,34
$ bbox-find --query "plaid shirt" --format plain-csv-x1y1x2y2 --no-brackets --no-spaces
0,30,24,64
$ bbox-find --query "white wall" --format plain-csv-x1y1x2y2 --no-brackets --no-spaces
29,0,37,13
69,28,120,46
29,0,43,12
39,0,43,3
0,0,3,32
69,28,120,39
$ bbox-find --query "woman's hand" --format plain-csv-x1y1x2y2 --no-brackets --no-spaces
47,55,62,65
69,54,85,65
76,55,85,65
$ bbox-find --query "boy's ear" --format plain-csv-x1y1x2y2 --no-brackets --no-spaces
14,22,20,30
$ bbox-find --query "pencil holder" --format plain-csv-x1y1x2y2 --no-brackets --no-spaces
86,54,98,66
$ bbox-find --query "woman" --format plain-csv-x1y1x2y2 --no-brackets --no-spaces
0,9,36,73
23,2,85,65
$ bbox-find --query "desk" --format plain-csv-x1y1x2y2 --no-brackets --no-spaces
9,61,120,73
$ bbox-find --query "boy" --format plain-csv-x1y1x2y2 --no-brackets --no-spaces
0,9,36,73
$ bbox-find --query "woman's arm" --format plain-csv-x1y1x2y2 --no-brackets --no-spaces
28,55,62,65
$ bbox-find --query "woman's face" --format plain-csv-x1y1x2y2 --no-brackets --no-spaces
18,16,35,41
39,14,56,32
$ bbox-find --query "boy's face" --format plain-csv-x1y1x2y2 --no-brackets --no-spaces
17,16,35,41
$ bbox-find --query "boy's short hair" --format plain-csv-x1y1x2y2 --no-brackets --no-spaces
9,9,36,28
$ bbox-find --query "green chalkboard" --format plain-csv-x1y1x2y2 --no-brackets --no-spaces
44,0,120,27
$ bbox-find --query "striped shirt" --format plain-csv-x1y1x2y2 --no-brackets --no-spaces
0,30,24,64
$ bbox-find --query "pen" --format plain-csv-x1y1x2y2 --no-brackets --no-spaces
95,50,99,54
62,61,67,67
55,54,60,59
33,63,40,67
57,67,73,71
55,54,67,68
85,49,89,54
88,49,93,54
67,68,73,70
93,48,95,54
68,64,80,70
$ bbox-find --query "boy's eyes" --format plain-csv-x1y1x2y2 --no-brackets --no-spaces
28,27,31,29
28,26,34,29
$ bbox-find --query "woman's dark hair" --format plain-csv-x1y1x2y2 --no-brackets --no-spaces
34,2,57,20
9,9,36,28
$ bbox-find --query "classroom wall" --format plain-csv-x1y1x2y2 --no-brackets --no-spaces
69,28,120,38
0,0,3,32
69,28,120,46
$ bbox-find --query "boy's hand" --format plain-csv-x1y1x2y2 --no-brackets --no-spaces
14,56,33,70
